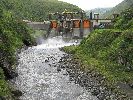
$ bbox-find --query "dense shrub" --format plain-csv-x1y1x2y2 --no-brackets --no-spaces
0,6,35,98
114,7,133,30
0,0,82,21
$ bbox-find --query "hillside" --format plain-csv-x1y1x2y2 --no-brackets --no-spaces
0,1,36,99
102,0,133,18
114,6,133,30
63,6,133,99
86,8,112,18
0,0,82,21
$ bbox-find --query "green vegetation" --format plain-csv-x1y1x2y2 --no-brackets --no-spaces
0,0,82,21
63,6,133,98
102,0,133,18
0,0,81,98
0,9,35,66
114,7,133,30
0,68,11,98
0,4,35,99
64,29,133,98
0,1,82,98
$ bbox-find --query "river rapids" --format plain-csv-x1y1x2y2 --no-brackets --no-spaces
13,36,98,100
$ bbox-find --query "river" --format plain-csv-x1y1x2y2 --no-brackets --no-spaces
13,36,98,100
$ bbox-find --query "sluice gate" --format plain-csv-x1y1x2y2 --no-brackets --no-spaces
24,10,118,38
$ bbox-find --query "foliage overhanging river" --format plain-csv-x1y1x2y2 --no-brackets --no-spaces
13,36,98,100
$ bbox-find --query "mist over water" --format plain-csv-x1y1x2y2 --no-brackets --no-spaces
36,36,80,49
14,36,98,100
36,36,46,45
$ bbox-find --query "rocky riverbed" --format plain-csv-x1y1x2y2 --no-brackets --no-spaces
12,37,98,100
57,54,130,100
12,36,130,100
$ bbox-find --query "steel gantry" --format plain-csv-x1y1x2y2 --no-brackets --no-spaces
48,10,90,38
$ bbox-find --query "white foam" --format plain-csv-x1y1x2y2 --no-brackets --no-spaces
35,36,79,49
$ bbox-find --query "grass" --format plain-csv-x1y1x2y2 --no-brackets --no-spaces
63,29,133,97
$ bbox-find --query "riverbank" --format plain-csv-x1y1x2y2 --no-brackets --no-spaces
13,37,99,100
0,7,36,99
58,53,130,99
0,44,37,99
61,29,133,99
0,44,36,100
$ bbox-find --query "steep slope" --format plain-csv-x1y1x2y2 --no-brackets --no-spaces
63,6,133,99
0,2,36,99
1,0,82,21
114,7,133,30
102,0,133,18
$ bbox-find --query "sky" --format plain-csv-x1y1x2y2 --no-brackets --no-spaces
58,0,124,10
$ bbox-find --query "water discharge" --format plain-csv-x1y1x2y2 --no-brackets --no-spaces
14,36,98,100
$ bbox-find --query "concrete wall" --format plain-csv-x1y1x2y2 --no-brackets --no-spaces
73,28,90,38
83,28,90,37
73,28,80,37
27,21,90,38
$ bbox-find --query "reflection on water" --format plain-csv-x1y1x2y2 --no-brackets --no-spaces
14,36,98,100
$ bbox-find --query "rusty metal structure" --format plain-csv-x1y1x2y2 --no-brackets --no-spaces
48,10,91,38
24,10,119,38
